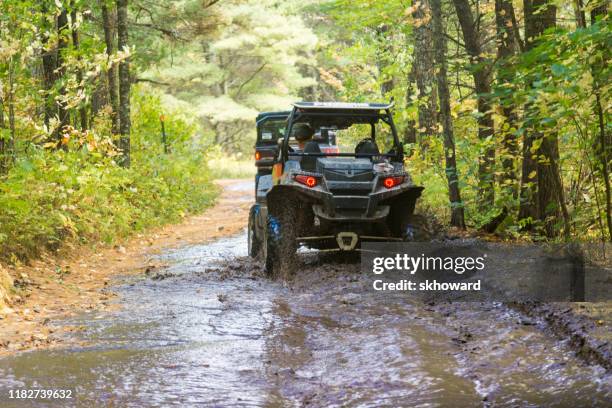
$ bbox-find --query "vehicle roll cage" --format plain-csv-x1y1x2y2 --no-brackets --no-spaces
279,102,403,163
256,111,290,145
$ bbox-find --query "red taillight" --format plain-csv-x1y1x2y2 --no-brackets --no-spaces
255,151,262,161
295,174,317,188
383,176,404,189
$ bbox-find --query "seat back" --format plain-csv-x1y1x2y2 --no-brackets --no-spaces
301,141,321,171
355,139,380,157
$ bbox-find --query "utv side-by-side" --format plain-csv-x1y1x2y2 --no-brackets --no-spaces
249,102,424,278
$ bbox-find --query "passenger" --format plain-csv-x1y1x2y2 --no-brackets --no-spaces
292,123,315,151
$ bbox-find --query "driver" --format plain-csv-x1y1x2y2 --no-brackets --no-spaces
292,123,315,151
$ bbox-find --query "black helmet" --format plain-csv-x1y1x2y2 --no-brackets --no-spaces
293,123,314,142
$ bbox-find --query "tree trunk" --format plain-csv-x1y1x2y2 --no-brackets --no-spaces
297,62,318,101
411,0,437,147
533,2,569,238
573,0,586,28
538,131,570,238
522,0,569,238
7,55,16,165
56,7,70,144
0,94,6,174
71,5,88,131
40,2,57,129
519,0,549,223
403,64,417,145
432,0,465,229
495,0,519,199
518,128,538,222
591,1,612,241
375,24,394,97
595,92,612,242
101,1,120,136
90,76,109,120
0,21,6,174
452,0,495,209
117,0,131,167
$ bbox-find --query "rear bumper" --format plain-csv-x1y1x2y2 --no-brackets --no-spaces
285,183,423,221
297,232,402,251
313,204,389,222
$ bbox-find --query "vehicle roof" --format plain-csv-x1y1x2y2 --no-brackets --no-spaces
255,111,290,122
293,101,394,110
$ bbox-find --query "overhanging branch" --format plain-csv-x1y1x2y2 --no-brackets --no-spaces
234,63,267,99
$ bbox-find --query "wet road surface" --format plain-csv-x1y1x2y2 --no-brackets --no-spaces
0,185,610,407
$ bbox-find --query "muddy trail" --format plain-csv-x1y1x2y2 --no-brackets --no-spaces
1,184,610,407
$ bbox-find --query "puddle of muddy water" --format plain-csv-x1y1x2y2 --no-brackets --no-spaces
1,232,610,407
0,232,280,407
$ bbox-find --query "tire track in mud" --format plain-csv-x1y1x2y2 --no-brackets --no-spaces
254,256,610,407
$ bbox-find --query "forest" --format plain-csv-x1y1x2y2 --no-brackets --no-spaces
0,0,610,264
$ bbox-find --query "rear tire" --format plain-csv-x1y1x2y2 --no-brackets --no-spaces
248,205,261,258
264,207,298,280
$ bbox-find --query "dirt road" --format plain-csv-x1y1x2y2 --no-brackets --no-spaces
0,181,610,407
0,179,251,355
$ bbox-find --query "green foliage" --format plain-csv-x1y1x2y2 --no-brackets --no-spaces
490,19,611,238
1,0,610,245
0,90,217,262
142,0,318,154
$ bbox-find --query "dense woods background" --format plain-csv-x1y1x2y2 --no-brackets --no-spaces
0,0,610,263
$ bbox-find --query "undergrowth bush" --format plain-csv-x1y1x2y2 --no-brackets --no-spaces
0,90,218,263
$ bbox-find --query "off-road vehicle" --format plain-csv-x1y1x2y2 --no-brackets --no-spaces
254,111,290,189
248,102,424,278
254,111,337,190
